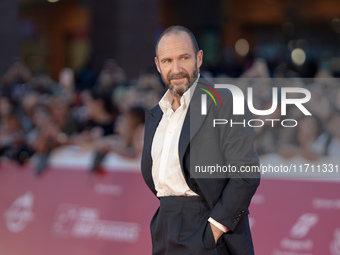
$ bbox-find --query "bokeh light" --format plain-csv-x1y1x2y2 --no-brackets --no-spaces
291,48,306,66
235,39,250,57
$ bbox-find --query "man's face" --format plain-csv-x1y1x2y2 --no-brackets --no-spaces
155,32,203,96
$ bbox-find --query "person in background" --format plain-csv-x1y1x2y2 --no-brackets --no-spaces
0,112,27,163
91,106,145,171
58,68,76,103
48,95,78,137
25,103,61,173
312,110,340,157
101,105,145,158
76,88,118,146
278,115,324,161
19,91,39,133
96,58,127,90
1,60,32,100
0,95,14,126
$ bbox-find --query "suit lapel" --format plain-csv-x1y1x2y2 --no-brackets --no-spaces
179,78,213,172
141,105,163,195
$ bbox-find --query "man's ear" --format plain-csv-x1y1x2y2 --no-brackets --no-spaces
155,57,161,73
197,50,203,70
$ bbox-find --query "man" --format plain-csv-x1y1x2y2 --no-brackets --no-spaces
141,26,260,255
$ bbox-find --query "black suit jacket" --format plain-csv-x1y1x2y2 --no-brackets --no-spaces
141,77,260,254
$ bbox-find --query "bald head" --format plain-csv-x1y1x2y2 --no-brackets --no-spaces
155,26,199,57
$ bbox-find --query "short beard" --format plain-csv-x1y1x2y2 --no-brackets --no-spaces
161,66,198,96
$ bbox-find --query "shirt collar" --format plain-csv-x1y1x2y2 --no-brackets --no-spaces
159,74,200,114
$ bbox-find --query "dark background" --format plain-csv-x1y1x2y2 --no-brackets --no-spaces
1,0,340,80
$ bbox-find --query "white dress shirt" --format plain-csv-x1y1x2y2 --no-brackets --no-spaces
151,80,197,197
151,77,228,233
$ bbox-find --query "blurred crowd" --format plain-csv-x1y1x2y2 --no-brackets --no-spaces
0,57,339,174
0,59,163,174
237,59,340,162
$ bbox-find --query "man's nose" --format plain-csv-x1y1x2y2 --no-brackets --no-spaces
171,60,182,74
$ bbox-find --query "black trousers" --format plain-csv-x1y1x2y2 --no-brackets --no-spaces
150,196,228,255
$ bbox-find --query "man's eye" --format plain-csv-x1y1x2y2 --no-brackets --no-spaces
164,59,171,63
182,57,188,60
